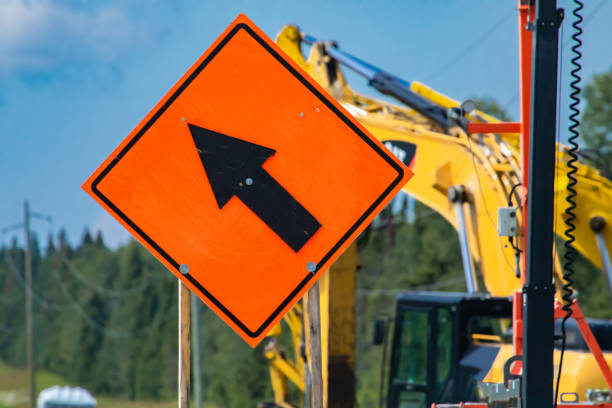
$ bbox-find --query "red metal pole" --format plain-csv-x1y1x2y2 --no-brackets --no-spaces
466,122,521,134
553,300,612,390
518,0,534,282
510,0,534,367
512,291,524,367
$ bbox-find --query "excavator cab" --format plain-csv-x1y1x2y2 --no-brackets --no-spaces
382,292,512,408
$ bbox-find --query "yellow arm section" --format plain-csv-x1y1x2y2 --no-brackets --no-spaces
411,79,612,281
278,24,612,291
292,30,523,296
268,25,612,408
554,149,612,272
409,81,521,151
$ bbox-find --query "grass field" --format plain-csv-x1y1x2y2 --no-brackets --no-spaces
0,361,176,408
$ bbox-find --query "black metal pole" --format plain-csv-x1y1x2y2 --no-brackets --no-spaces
523,0,562,407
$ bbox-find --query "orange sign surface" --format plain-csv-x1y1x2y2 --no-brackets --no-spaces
82,14,413,347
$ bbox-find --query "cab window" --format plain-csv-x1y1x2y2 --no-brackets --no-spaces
396,309,429,385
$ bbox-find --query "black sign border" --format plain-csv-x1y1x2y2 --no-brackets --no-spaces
91,23,405,338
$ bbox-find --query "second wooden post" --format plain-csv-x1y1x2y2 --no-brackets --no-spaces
179,281,191,408
307,281,324,408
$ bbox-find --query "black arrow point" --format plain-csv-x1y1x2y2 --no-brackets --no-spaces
189,124,275,209
188,124,321,252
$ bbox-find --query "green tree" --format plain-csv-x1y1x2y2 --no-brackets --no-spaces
470,96,514,121
46,233,56,257
94,230,105,247
581,68,612,179
57,229,72,257
80,229,94,248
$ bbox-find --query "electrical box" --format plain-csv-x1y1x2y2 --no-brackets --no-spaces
498,207,518,237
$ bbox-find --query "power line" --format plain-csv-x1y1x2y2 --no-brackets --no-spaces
424,10,515,83
0,325,17,334
5,244,178,338
50,268,176,339
59,252,164,298
0,291,23,305
4,249,176,339
561,0,606,49
1,222,24,235
4,250,74,310
504,0,606,111
0,256,24,305
4,231,163,303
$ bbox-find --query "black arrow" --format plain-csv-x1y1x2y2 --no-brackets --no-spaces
188,124,321,253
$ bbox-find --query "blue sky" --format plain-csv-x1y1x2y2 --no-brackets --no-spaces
1,0,611,249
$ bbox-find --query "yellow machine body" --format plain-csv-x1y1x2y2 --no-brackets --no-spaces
485,343,612,403
261,25,612,408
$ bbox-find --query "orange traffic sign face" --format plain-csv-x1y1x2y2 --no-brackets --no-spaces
82,14,412,347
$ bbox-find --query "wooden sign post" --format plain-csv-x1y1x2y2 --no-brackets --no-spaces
179,282,191,408
307,282,323,408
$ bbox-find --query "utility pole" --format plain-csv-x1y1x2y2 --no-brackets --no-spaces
1,202,51,408
191,296,202,408
24,201,36,408
522,0,562,407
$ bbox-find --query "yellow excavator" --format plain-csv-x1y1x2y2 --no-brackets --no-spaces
259,25,612,408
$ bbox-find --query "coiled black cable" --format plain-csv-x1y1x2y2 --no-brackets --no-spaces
507,183,523,278
554,0,583,406
507,182,523,253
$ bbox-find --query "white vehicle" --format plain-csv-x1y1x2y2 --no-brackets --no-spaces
37,386,96,408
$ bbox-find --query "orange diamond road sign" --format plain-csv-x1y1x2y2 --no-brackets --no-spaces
82,14,413,347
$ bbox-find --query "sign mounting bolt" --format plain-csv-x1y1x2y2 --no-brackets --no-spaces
300,112,305,117
179,264,189,275
306,262,316,273
181,117,186,122
245,177,253,186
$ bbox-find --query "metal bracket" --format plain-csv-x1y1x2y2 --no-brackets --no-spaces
479,378,522,408
534,8,565,31
522,284,556,296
